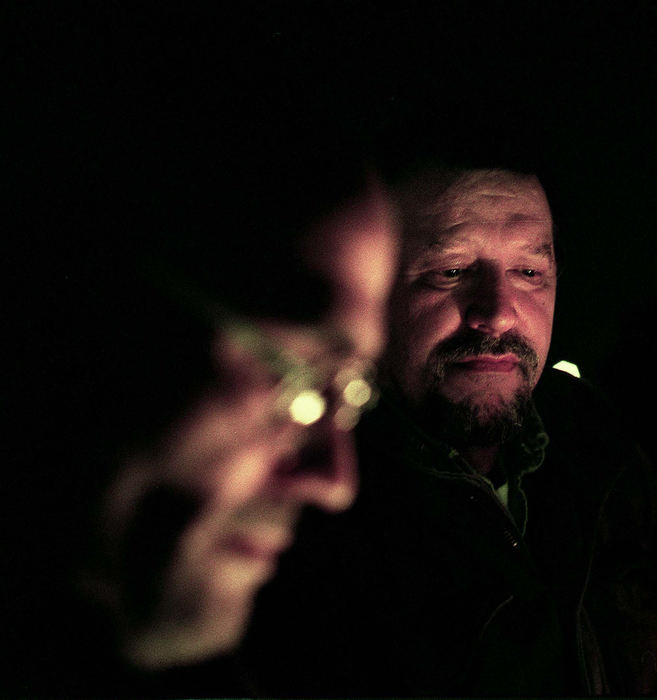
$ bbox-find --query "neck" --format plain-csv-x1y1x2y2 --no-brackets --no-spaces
461,445,499,476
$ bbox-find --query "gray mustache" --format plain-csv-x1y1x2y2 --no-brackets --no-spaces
430,331,540,378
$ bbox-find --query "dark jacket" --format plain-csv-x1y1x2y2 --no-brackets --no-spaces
246,368,657,696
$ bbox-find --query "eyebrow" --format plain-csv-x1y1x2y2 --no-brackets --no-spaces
422,237,555,263
528,241,556,261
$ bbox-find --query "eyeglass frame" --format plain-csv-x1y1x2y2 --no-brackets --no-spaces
149,263,380,432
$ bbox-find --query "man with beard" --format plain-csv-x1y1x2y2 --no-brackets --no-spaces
245,165,657,697
383,168,553,480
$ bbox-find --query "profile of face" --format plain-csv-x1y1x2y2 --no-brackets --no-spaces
384,169,556,446
91,186,397,670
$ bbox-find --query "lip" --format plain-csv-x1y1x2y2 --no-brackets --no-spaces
223,530,293,562
452,355,519,373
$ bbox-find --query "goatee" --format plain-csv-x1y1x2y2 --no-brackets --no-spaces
417,330,539,448
419,384,533,448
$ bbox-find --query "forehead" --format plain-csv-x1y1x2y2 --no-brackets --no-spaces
404,170,553,258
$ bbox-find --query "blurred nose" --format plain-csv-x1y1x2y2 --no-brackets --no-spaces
272,420,358,512
464,264,517,337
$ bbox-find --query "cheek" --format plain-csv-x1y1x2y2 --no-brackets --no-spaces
519,293,555,363
386,291,462,397
204,422,301,509
209,447,274,507
403,294,462,358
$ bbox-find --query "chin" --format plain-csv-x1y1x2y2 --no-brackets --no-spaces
420,386,532,448
125,592,255,670
204,596,254,654
466,393,517,419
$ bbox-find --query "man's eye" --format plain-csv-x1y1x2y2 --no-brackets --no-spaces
514,268,543,285
416,268,464,289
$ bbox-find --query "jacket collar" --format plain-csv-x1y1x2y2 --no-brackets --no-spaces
367,387,549,483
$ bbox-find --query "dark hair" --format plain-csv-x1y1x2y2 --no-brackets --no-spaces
137,144,370,324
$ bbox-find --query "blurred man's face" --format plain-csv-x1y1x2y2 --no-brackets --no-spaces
97,187,397,669
385,170,556,445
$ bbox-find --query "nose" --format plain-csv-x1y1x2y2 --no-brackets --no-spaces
271,420,358,512
464,264,517,337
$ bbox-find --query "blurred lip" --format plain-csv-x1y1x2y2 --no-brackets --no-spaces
223,529,294,561
452,355,519,373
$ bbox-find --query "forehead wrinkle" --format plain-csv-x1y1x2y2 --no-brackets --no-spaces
440,205,550,228
403,175,553,264
478,190,519,197
422,221,553,249
424,236,554,256
406,230,555,272
416,201,550,236
423,177,549,220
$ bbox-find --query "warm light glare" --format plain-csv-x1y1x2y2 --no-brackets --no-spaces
342,378,372,407
552,360,581,378
288,389,327,426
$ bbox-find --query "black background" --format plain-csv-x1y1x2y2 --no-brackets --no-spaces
7,2,657,453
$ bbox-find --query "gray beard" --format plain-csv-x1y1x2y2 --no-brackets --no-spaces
418,384,533,448
414,330,538,447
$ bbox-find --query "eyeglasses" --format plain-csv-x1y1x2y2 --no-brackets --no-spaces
151,264,379,431
219,310,379,431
